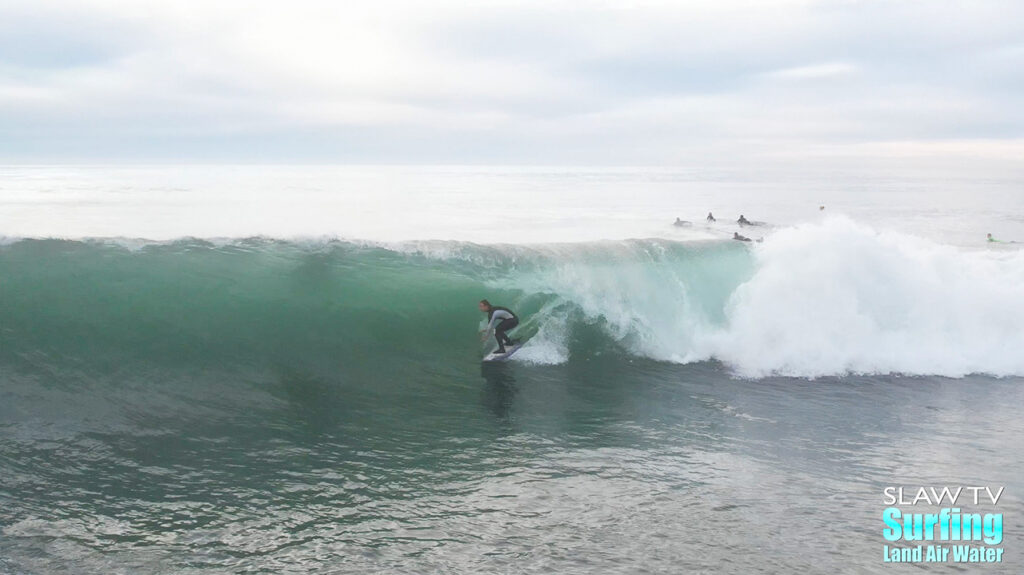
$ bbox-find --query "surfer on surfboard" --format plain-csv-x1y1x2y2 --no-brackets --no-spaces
479,300,519,354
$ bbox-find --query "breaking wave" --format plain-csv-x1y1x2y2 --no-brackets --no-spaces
1,217,1021,380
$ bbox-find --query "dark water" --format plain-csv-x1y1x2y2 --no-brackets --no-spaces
1,239,1021,573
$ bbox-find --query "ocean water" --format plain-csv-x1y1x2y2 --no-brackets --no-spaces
1,166,1023,574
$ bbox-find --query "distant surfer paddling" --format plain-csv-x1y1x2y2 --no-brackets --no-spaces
479,300,519,354
737,214,767,227
988,233,1017,244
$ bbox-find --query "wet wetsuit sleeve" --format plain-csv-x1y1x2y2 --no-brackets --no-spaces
487,310,514,330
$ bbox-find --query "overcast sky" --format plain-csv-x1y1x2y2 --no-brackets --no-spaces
1,0,1022,167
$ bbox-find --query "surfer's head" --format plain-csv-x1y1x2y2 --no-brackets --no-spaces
478,299,492,312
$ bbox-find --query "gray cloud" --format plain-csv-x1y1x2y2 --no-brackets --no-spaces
0,0,1022,169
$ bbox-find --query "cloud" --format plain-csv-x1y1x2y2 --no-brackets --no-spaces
762,62,859,80
0,0,1022,168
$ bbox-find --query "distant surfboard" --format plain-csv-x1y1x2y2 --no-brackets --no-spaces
483,343,523,362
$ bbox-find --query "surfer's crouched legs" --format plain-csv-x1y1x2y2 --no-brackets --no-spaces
494,317,519,352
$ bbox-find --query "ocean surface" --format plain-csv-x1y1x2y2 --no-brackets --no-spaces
1,166,1023,574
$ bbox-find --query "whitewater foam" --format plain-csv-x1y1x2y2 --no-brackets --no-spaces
512,309,571,366
711,218,1024,377
481,217,1024,377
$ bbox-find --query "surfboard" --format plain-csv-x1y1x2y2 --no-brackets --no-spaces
483,343,523,362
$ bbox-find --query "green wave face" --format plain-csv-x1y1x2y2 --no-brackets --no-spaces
5,219,1024,388
0,238,753,383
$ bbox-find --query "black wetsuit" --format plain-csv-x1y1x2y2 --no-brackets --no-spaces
487,307,519,352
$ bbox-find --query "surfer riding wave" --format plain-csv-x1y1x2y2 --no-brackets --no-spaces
479,300,519,354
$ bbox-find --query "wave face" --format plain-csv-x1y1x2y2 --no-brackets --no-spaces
1,217,1022,379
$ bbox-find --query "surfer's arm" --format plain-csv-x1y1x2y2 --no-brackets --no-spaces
486,310,513,330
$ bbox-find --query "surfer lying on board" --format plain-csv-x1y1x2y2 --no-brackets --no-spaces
988,233,1018,244
479,299,519,354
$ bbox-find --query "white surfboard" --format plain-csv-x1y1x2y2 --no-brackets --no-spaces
483,343,523,362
